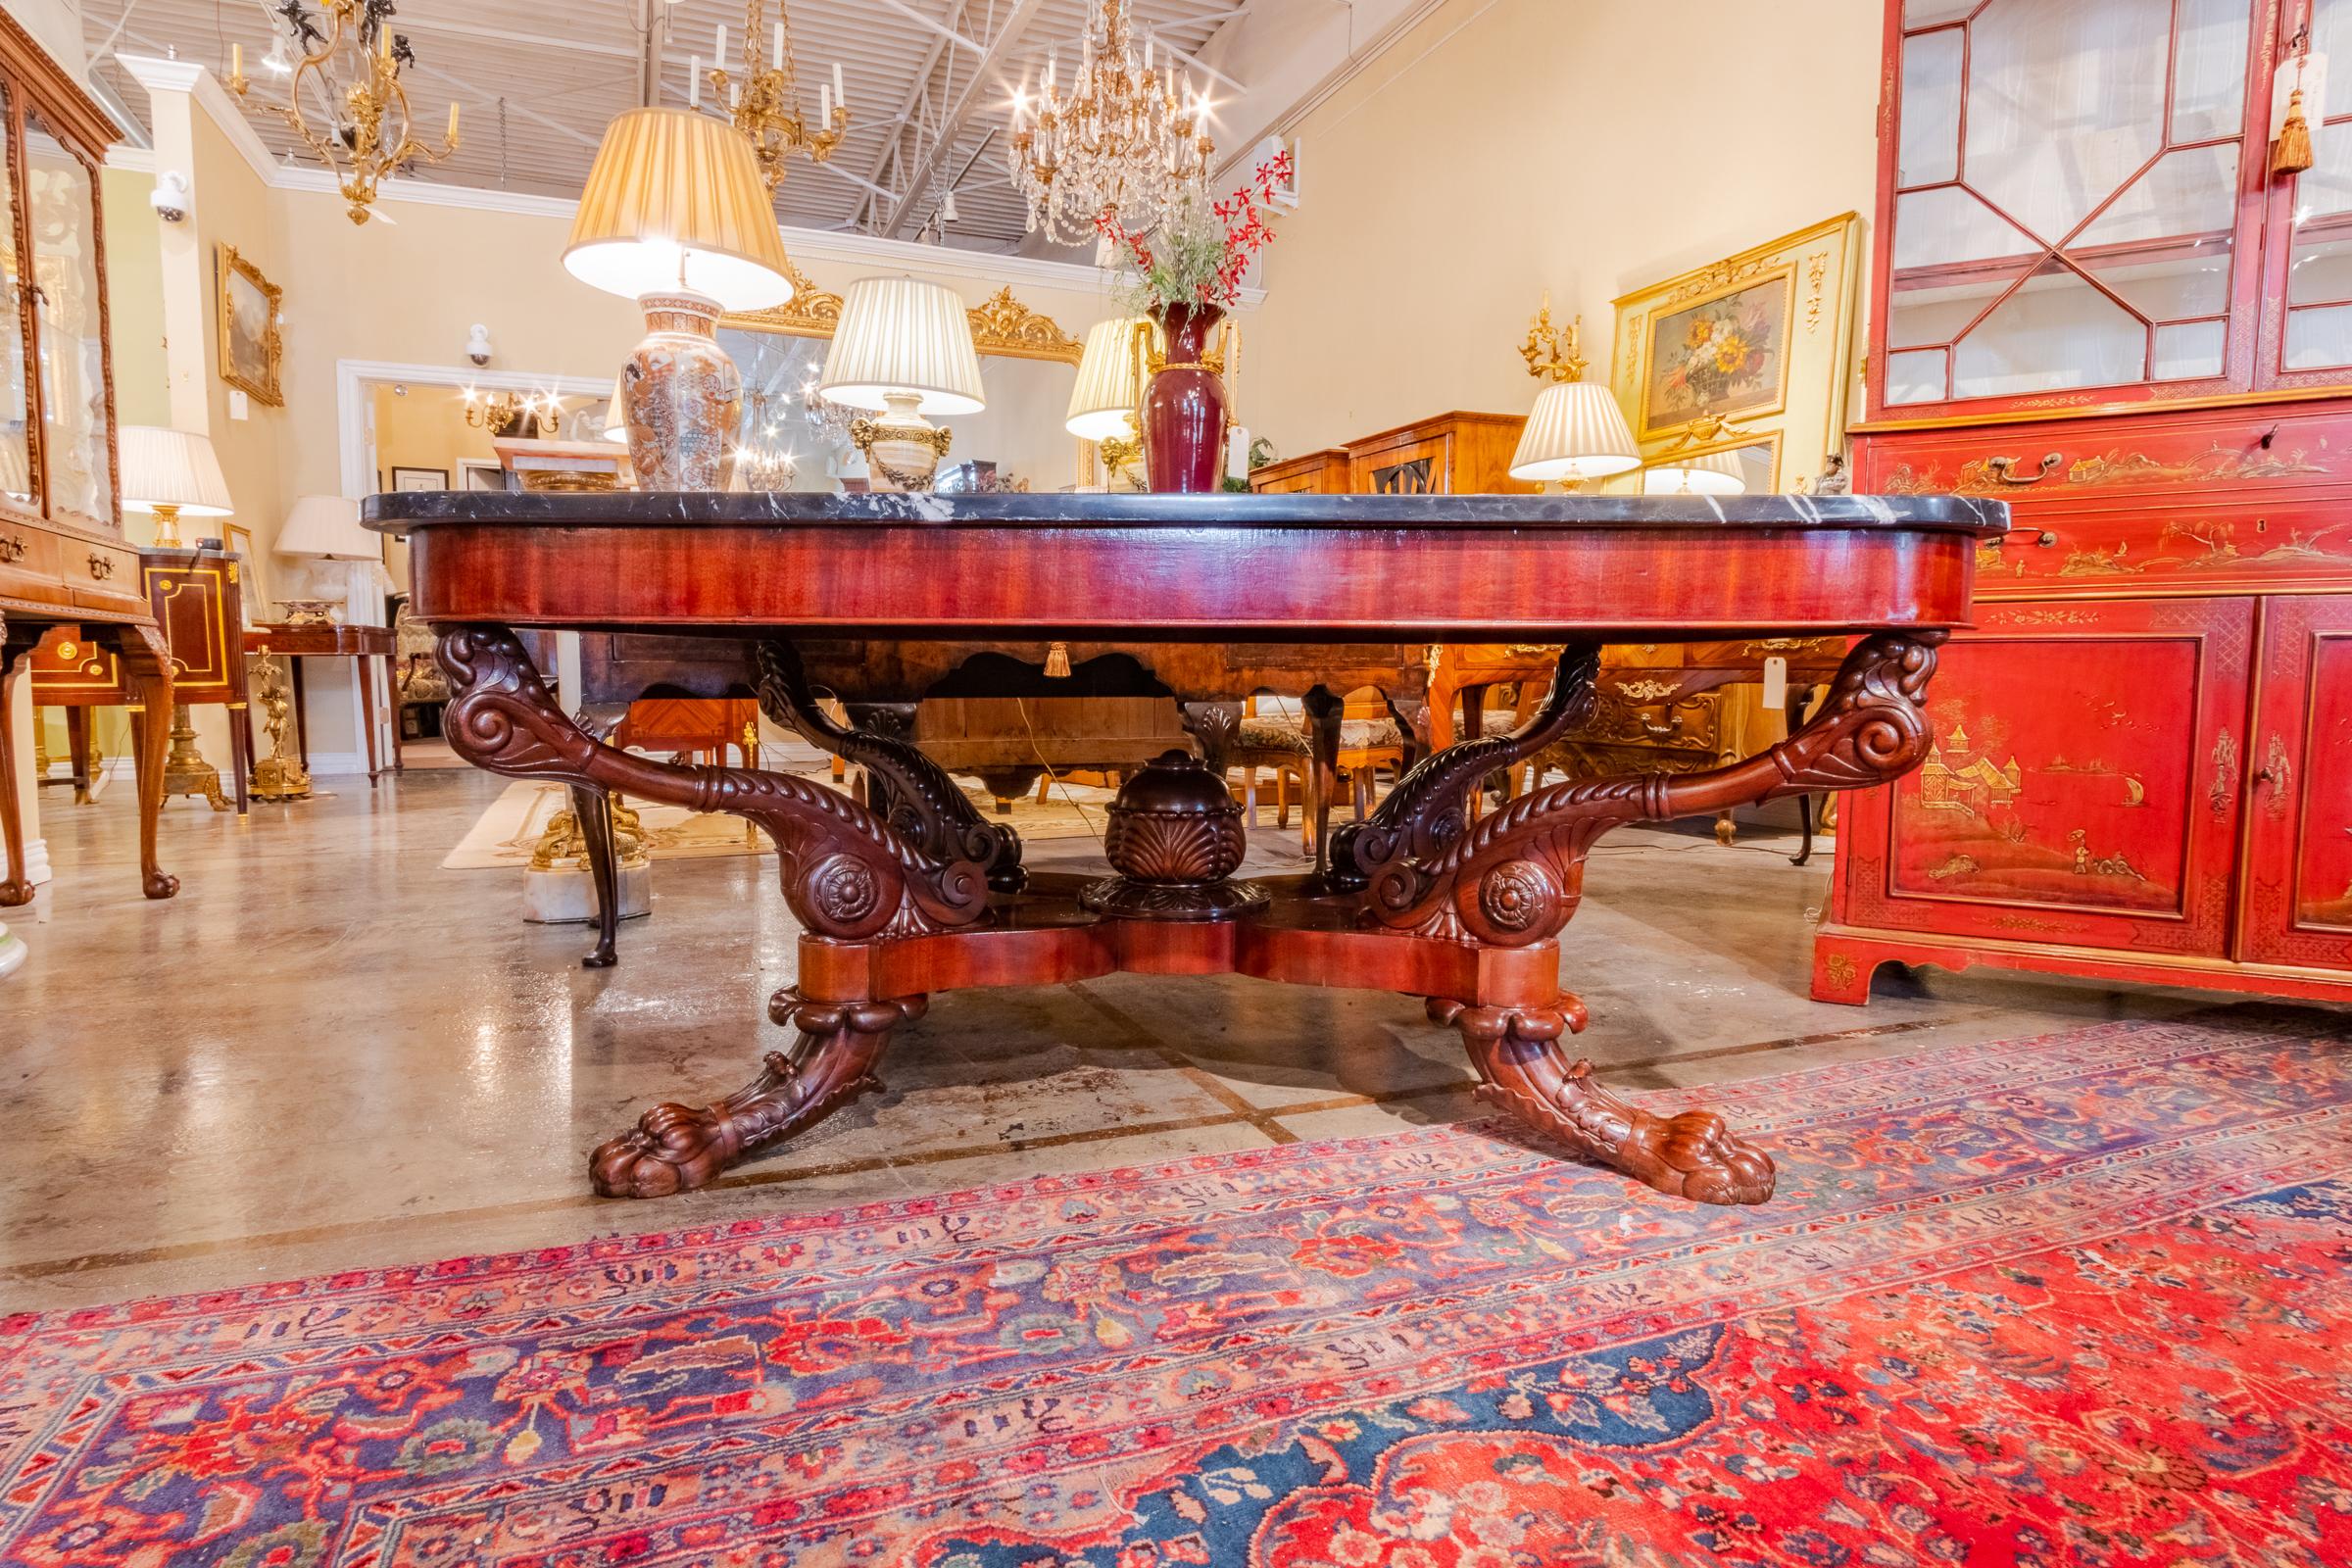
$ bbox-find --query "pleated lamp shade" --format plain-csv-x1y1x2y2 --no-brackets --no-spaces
119,425,234,515
1642,448,1747,496
1508,382,1640,482
562,108,795,312
818,276,986,416
1066,316,1151,440
275,494,375,560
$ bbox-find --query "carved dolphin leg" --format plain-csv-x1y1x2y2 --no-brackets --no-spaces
590,991,925,1198
1432,999,1775,1205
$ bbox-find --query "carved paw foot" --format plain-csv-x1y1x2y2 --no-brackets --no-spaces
0,878,30,909
590,1100,740,1200
143,871,179,901
1436,999,1776,1206
589,990,922,1199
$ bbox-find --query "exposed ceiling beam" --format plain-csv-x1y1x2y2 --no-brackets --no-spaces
882,0,1047,238
851,0,977,231
868,0,987,56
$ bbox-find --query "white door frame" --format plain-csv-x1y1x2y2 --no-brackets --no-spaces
332,359,615,748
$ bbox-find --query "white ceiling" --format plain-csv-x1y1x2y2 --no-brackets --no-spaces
80,0,1255,252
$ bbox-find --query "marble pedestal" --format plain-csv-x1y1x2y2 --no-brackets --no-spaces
522,861,651,925
0,920,25,981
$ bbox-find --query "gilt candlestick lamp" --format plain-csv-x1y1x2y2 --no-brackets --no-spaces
1067,315,1151,487
817,276,985,493
563,108,795,491
119,425,233,548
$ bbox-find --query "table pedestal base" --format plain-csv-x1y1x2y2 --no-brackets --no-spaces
435,623,1944,1209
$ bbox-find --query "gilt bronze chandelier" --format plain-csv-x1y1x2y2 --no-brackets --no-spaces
230,0,459,226
1008,0,1214,242
695,0,849,191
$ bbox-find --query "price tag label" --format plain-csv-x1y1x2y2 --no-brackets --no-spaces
1763,656,1788,710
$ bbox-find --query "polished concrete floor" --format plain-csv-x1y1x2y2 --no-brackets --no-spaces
0,763,2221,1312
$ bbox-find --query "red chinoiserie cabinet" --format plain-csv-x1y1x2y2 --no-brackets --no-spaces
1817,0,2352,1003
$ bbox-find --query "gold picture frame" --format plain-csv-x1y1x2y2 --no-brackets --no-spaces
1611,213,1863,494
217,243,285,408
222,521,269,629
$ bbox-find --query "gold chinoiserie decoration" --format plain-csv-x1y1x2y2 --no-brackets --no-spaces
250,648,313,803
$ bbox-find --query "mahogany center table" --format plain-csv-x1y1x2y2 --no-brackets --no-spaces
369,491,2003,1209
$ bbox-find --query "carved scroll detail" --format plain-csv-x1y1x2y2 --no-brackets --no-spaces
755,640,1025,891
1330,642,1602,896
438,626,988,939
1375,632,1943,944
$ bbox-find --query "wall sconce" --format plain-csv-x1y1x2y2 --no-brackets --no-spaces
150,170,190,222
1519,293,1586,383
465,323,494,367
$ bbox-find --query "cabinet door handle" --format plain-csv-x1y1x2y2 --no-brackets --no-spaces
86,553,113,579
1984,453,2063,486
2255,734,2293,818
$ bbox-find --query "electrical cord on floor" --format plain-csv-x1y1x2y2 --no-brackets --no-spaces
1014,696,1106,848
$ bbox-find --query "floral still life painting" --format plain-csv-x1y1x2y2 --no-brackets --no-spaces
1642,274,1790,436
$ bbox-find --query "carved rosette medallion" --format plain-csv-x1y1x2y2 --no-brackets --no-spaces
1081,749,1268,921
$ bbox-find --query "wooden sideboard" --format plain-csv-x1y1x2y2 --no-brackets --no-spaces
1248,448,1348,495
1815,0,2352,1006
1250,412,1532,498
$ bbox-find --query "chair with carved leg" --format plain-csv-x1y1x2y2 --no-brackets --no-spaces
1227,693,1311,848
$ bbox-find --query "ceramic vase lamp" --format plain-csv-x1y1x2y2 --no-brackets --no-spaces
119,425,232,549
817,276,985,493
562,108,795,492
275,494,378,623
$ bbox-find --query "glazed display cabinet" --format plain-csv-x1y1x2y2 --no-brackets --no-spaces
1819,0,2352,1004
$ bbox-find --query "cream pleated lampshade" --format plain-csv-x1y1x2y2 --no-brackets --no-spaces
1066,316,1152,441
1642,448,1747,496
119,425,234,515
1508,382,1640,483
276,494,375,560
562,108,795,312
818,276,986,416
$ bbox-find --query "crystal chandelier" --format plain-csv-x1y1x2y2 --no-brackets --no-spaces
1008,0,1214,243
737,391,801,491
695,0,849,191
230,1,459,226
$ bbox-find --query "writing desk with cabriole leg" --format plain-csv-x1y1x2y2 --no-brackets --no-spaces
369,491,2003,1209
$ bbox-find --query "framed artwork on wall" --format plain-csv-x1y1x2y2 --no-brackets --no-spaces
217,244,284,408
391,466,450,492
1609,213,1864,495
458,459,509,492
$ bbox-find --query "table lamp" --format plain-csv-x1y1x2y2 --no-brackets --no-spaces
563,108,795,491
274,494,374,624
817,275,985,492
1642,449,1747,496
1507,381,1640,487
1067,315,1150,487
120,425,233,547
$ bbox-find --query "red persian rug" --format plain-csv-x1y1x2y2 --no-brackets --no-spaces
5,1012,2350,1567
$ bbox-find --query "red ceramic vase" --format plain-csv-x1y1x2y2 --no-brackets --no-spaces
1142,303,1229,494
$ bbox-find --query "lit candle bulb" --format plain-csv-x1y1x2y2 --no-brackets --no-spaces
231,42,242,84
689,56,701,108
819,83,831,126
714,23,726,63
832,61,845,111
771,23,783,69
446,100,459,143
